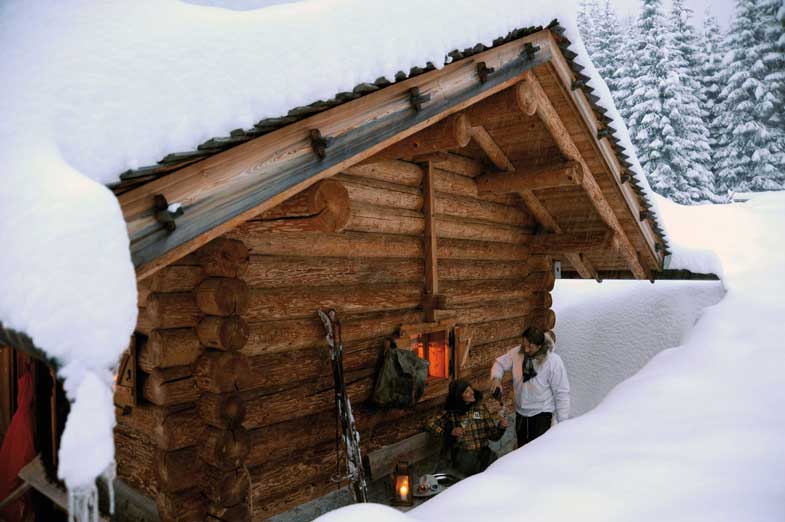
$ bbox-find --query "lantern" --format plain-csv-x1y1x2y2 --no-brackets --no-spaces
391,461,413,506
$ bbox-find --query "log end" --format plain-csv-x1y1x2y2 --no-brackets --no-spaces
516,82,538,116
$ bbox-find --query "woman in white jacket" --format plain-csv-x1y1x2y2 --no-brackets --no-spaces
489,327,570,447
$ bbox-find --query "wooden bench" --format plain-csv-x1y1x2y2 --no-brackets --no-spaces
365,432,441,481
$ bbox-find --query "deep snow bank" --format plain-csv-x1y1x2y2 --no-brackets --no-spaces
553,279,725,416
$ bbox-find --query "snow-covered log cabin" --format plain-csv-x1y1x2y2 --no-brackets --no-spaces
0,12,717,522
108,22,682,522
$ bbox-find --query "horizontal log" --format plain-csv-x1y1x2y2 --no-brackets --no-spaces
246,283,423,321
138,328,202,372
196,315,250,351
527,230,615,255
469,316,527,346
344,160,423,187
137,293,201,334
347,203,532,243
195,237,249,278
144,265,206,294
241,309,423,357
464,337,520,373
245,396,446,468
531,291,553,310
243,339,381,394
250,445,336,507
196,278,249,316
156,446,203,493
143,369,200,407
436,153,484,177
337,173,423,211
434,191,531,225
156,488,206,522
242,369,374,429
478,160,583,193
432,167,478,197
115,428,157,497
527,308,556,331
370,112,472,162
438,259,530,281
200,464,251,507
199,392,247,429
200,427,251,471
447,299,531,324
440,278,542,307
252,475,338,521
116,405,205,451
244,255,423,288
527,269,556,291
437,237,528,261
230,227,423,258
436,214,532,243
194,351,251,393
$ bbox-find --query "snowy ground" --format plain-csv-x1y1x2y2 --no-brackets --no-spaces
316,194,785,521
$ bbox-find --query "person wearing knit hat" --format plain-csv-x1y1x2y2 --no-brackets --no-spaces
489,326,570,447
425,379,508,477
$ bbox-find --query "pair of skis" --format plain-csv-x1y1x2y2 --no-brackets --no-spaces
318,309,369,503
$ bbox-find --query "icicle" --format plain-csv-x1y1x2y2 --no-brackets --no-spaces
101,459,117,516
67,483,98,522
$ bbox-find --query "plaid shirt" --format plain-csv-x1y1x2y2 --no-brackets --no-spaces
426,404,506,451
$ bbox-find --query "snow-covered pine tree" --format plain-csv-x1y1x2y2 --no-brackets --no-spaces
591,0,625,96
611,20,641,124
664,0,717,202
697,11,725,166
577,0,601,58
760,0,785,131
618,0,718,203
714,0,785,193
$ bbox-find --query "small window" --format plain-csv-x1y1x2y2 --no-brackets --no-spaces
412,330,450,379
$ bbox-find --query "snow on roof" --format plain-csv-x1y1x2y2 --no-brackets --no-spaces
0,0,691,512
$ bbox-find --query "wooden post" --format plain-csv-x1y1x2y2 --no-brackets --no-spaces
422,161,439,322
476,161,584,193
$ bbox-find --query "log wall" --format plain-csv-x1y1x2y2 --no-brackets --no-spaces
116,157,556,522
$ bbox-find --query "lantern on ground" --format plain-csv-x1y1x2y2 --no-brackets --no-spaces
391,461,413,506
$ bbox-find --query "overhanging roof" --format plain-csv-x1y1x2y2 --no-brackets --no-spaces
114,22,669,280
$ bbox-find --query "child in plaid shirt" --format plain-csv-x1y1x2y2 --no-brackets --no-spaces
426,379,508,477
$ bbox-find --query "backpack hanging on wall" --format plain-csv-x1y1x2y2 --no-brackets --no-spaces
372,341,429,408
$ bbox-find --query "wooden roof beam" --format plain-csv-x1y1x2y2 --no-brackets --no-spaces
476,160,583,194
470,126,514,172
520,72,648,280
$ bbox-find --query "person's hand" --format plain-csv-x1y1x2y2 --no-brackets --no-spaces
451,427,464,438
490,378,502,397
498,416,509,429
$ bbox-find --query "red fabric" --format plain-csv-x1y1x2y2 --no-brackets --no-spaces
0,369,35,522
